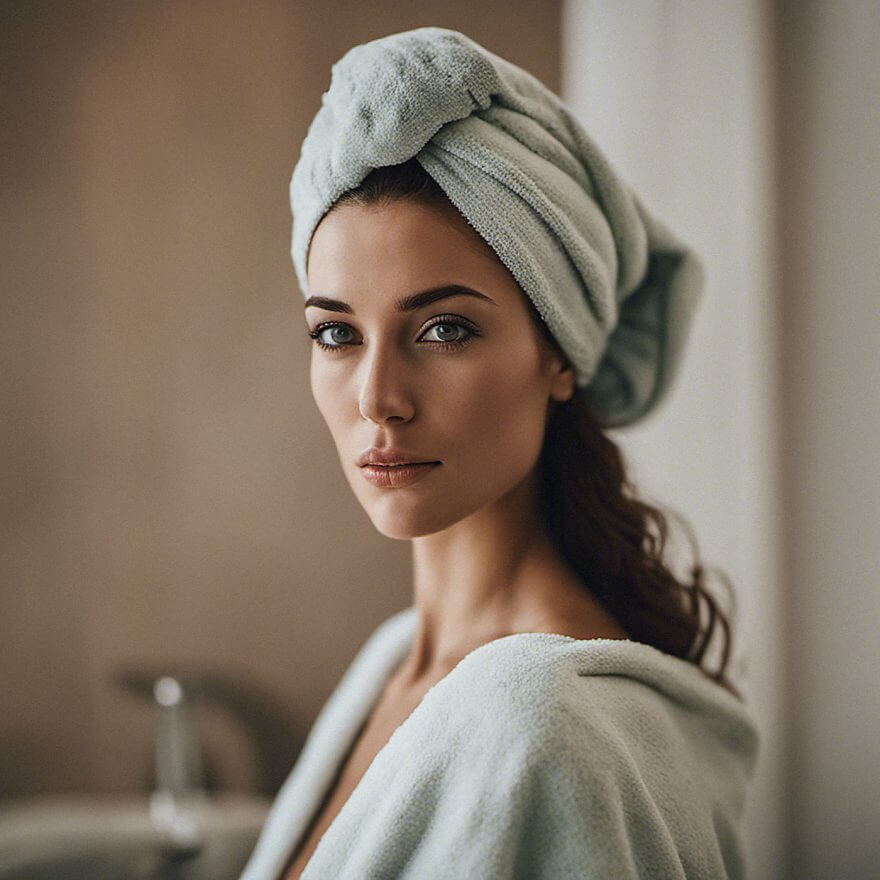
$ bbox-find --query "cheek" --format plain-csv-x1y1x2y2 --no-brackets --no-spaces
310,363,347,434
447,357,548,472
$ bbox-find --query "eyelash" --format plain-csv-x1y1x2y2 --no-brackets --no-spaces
307,314,481,353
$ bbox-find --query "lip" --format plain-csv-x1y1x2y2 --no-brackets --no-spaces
360,462,441,488
357,447,441,467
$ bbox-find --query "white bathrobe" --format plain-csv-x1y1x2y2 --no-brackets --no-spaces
239,606,759,879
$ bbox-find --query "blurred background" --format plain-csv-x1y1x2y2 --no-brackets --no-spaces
1,1,877,878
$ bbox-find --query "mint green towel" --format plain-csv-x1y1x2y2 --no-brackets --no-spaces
289,27,704,427
239,607,758,878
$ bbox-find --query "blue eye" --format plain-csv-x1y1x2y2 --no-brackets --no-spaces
308,315,480,352
422,322,469,343
311,324,355,348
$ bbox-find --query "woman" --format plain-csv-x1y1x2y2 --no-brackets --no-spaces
240,27,759,880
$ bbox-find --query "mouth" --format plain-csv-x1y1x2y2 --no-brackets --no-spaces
359,461,441,488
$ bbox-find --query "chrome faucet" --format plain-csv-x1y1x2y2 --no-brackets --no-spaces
147,675,207,860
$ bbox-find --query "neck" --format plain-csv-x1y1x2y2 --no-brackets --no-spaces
396,470,606,687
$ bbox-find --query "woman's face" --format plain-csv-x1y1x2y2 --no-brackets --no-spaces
305,197,574,540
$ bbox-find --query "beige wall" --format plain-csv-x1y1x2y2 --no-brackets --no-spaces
0,1,561,799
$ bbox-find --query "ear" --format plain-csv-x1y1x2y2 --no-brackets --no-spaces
548,355,576,403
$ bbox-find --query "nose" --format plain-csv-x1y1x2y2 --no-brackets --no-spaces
357,343,415,425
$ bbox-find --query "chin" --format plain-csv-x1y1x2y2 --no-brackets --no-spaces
368,511,443,541
364,497,462,541
371,522,426,541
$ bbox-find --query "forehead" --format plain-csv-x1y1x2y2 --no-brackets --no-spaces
306,199,520,303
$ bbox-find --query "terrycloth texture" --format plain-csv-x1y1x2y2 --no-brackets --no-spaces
238,606,759,879
289,27,705,428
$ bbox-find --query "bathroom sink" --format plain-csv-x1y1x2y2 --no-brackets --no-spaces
0,792,270,880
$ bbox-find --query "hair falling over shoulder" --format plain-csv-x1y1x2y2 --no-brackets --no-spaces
537,389,741,700
331,158,741,700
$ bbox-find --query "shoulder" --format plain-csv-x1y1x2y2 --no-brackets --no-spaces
437,635,660,775
401,633,654,795
432,631,666,742
417,633,757,877
444,631,758,767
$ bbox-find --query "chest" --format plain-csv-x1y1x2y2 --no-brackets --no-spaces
279,683,430,880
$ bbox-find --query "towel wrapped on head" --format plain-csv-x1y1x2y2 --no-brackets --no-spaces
290,27,704,428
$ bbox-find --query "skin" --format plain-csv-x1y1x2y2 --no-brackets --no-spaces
305,197,627,691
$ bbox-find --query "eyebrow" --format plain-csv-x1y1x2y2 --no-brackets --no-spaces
303,284,498,314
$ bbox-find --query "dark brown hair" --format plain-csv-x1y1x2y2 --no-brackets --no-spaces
330,158,740,699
